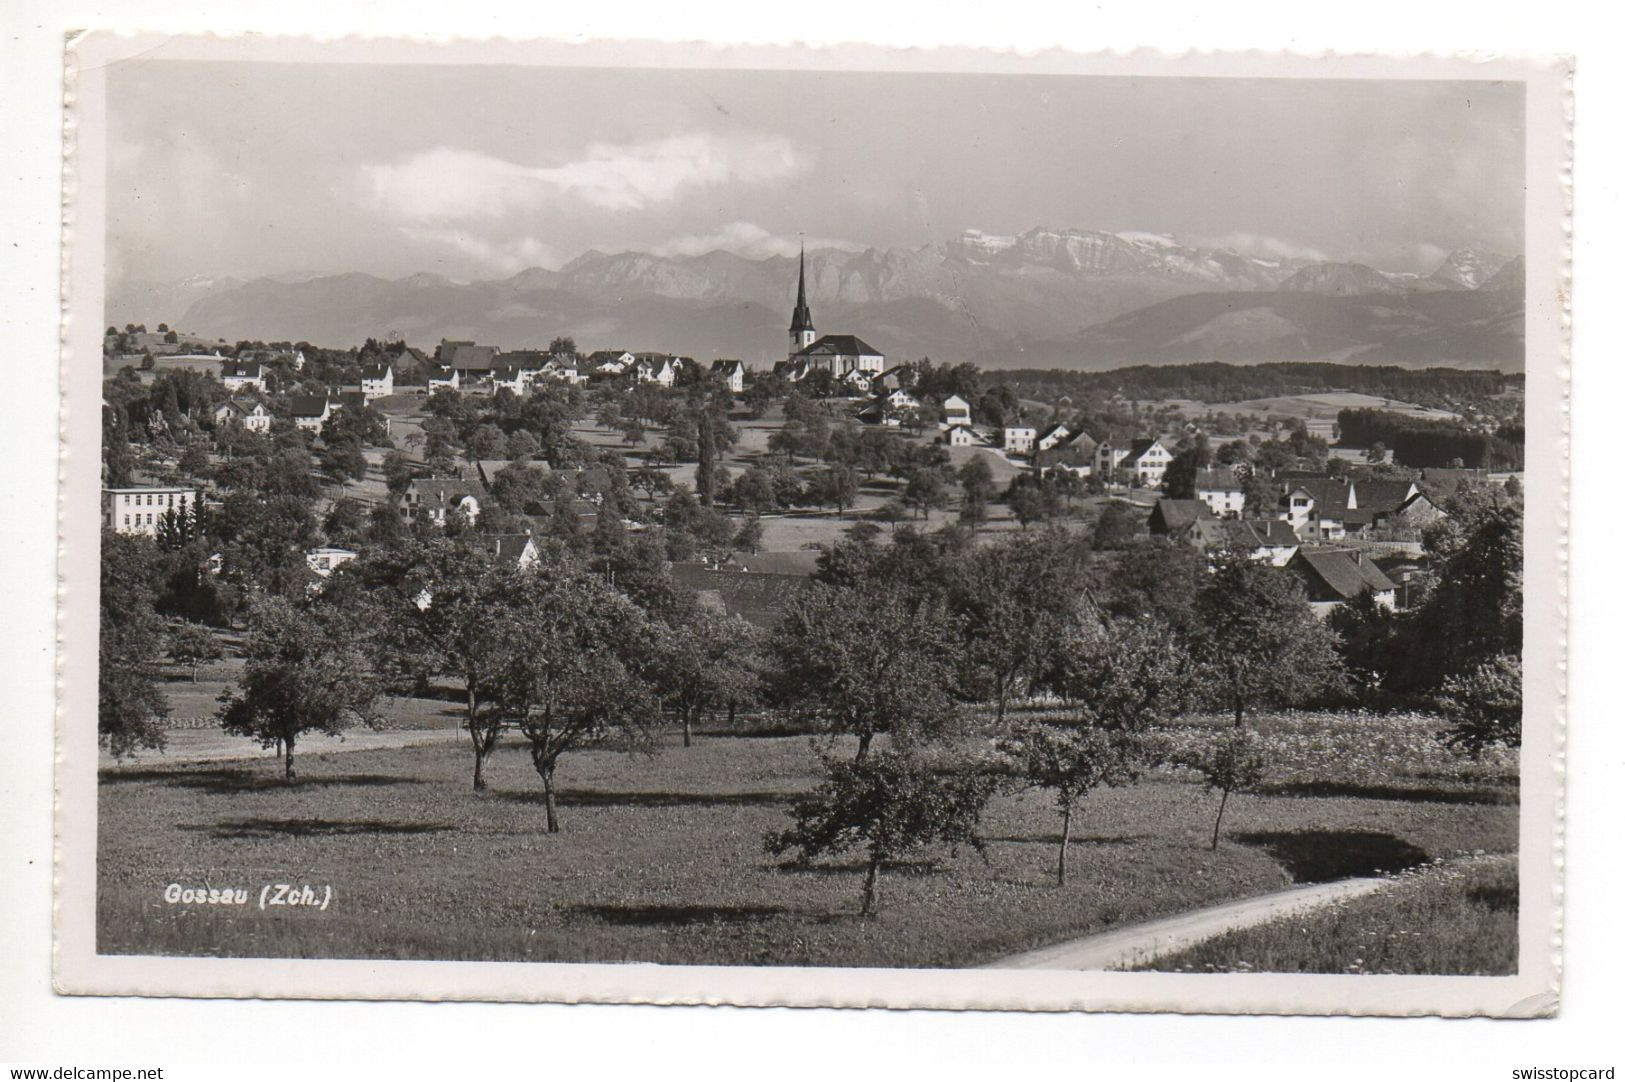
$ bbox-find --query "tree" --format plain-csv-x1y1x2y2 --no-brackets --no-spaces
766,750,996,915
771,581,962,760
1438,653,1522,757
168,621,222,682
733,515,764,555
1365,441,1388,464
1183,727,1267,849
219,598,385,780
1188,554,1346,727
651,609,763,747
903,468,949,521
548,336,577,356
99,532,170,757
998,723,1139,885
1006,478,1054,530
492,567,659,832
949,530,1092,722
1091,502,1143,550
382,450,415,500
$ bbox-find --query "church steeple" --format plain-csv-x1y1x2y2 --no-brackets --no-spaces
789,241,816,355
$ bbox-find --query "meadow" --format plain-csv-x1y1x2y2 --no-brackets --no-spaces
1140,853,1518,976
97,710,1517,968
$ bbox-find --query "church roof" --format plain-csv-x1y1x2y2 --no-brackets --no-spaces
794,334,883,359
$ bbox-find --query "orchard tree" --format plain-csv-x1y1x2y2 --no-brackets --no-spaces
492,566,659,833
168,620,222,682
998,722,1140,885
99,532,170,757
1189,553,1345,727
766,750,997,915
219,597,384,780
651,608,764,746
1438,653,1522,757
771,581,962,760
1183,727,1268,849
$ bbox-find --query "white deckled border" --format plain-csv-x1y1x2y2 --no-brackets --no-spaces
53,32,1572,1015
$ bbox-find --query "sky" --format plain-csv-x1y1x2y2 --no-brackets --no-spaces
106,61,1526,285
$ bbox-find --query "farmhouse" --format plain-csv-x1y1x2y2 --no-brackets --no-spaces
1276,477,1424,541
441,341,499,382
102,485,198,537
220,360,267,393
1221,518,1301,566
1287,548,1399,615
1148,498,1222,546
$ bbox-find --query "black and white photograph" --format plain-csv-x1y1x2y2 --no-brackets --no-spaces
53,34,1567,1015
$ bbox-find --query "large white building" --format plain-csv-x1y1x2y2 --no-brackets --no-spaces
776,245,884,381
103,486,198,536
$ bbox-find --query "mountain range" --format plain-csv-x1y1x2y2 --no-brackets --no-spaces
109,228,1524,372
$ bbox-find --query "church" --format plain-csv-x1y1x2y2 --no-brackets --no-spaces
774,244,885,383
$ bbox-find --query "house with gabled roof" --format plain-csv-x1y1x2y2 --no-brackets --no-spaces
1287,548,1398,615
488,533,540,570
1148,498,1220,545
220,360,267,393
441,341,499,380
360,362,394,400
1194,467,1246,518
427,365,460,393
399,476,486,527
289,394,334,434
1221,519,1301,566
710,359,746,394
1096,437,1171,487
1035,423,1072,452
1003,426,1037,455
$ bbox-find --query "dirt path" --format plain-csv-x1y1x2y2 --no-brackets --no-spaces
99,726,467,769
980,875,1395,970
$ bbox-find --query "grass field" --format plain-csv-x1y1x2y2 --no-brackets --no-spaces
97,712,1517,968
1139,854,1518,976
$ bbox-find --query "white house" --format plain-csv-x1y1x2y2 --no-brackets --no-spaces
940,395,973,427
633,354,679,386
1095,438,1171,487
491,365,531,395
1035,423,1072,452
710,359,746,394
305,547,358,577
242,400,272,434
360,362,394,400
1193,467,1246,517
400,477,484,527
885,388,920,412
220,360,267,393
289,395,334,434
102,486,198,537
942,423,979,447
1003,426,1037,455
427,366,460,393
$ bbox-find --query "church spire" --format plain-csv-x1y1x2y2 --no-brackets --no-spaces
789,240,815,352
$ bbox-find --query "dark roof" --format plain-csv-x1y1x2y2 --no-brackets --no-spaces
586,349,630,363
711,359,745,373
1128,438,1161,459
331,390,368,411
500,350,550,367
1225,519,1300,549
1194,468,1243,492
221,361,263,378
361,363,391,379
446,344,498,372
1290,549,1398,601
789,245,814,336
794,334,882,358
1288,478,1355,513
489,534,536,564
1148,498,1212,536
288,395,331,417
1355,480,1420,513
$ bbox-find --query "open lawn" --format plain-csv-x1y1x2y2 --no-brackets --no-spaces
98,712,1516,968
1139,853,1518,975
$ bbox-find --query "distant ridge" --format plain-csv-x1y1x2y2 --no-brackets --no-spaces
110,227,1524,372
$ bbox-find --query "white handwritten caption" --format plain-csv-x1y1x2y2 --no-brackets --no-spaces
163,883,333,911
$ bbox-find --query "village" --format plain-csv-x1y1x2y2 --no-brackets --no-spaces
95,246,1525,974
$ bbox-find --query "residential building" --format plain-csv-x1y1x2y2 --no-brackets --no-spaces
360,362,394,400
427,366,460,393
399,476,485,527
710,359,746,394
488,533,540,570
1287,548,1399,615
1096,438,1171,486
491,365,531,395
1220,519,1301,566
1002,426,1037,455
942,423,979,447
103,486,198,537
1194,468,1246,518
940,395,973,427
440,340,499,381
220,360,267,393
633,354,681,386
586,350,636,375
1148,498,1220,546
305,547,357,577
1035,423,1072,452
289,395,334,434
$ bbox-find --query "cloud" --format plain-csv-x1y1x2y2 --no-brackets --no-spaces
400,228,560,277
649,222,861,260
1193,231,1329,264
360,133,805,223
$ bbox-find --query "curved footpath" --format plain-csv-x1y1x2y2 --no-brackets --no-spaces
98,726,467,769
980,875,1396,971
